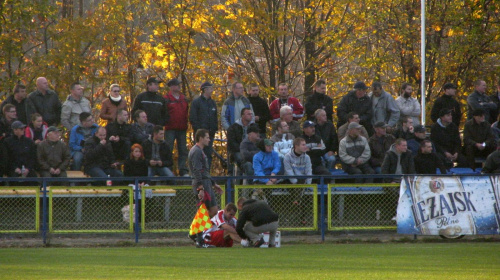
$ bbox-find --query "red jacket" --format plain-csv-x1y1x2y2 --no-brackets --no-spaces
269,97,304,121
164,92,188,130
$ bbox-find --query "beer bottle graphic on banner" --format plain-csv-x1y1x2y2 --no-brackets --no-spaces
409,176,477,236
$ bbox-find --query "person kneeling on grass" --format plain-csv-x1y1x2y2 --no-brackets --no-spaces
201,203,241,247
236,197,279,248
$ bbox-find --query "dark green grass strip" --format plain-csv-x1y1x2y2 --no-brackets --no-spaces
0,243,498,279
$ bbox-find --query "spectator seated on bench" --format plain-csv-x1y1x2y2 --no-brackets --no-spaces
83,127,123,185
37,126,71,181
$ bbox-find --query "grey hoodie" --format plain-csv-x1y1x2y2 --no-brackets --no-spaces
283,150,312,184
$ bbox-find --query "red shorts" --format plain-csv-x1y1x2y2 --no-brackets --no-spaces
206,230,233,247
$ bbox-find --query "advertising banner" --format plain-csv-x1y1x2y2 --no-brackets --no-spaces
397,175,500,235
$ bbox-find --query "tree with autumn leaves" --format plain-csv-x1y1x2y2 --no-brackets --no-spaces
0,0,499,126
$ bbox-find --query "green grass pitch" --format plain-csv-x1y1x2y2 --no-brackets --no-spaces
0,243,498,279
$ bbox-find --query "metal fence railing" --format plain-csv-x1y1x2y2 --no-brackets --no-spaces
0,173,484,244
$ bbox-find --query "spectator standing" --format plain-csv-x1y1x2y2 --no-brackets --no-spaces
28,77,62,126
99,84,128,124
271,106,302,138
68,112,98,171
164,78,189,176
271,120,295,160
0,104,17,141
0,83,35,125
305,80,333,122
247,84,271,138
430,109,467,168
37,126,71,178
368,122,395,174
337,112,369,141
395,83,421,126
131,77,169,126
24,113,48,145
314,109,338,170
130,110,154,145
467,80,496,123
221,82,253,130
61,82,91,131
370,81,400,130
142,125,174,178
489,79,500,123
337,81,373,134
381,138,415,183
338,122,374,183
4,121,38,182
83,127,123,183
430,83,462,127
105,109,132,162
189,82,218,167
414,140,447,175
269,83,304,122
463,109,496,169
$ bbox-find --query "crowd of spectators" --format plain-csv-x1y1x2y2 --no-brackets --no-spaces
1,77,500,186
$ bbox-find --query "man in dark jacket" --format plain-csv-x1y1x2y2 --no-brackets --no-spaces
142,125,174,178
305,80,333,122
337,81,373,134
37,126,71,179
3,121,38,184
302,120,331,179
0,84,36,125
227,108,258,169
131,77,169,126
368,122,395,173
130,110,154,144
105,109,132,162
236,198,279,248
239,125,261,177
83,127,123,183
314,108,338,169
463,108,496,169
28,77,62,126
0,104,17,141
467,80,496,122
482,142,500,173
430,83,462,127
414,140,447,174
247,84,270,138
381,138,415,183
430,109,467,168
189,82,218,167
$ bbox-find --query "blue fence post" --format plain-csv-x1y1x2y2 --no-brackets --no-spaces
42,178,48,245
227,176,233,203
134,178,140,243
320,176,325,242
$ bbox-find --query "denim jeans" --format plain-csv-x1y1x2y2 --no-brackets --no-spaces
86,167,124,185
322,153,337,170
165,130,188,175
71,151,84,171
